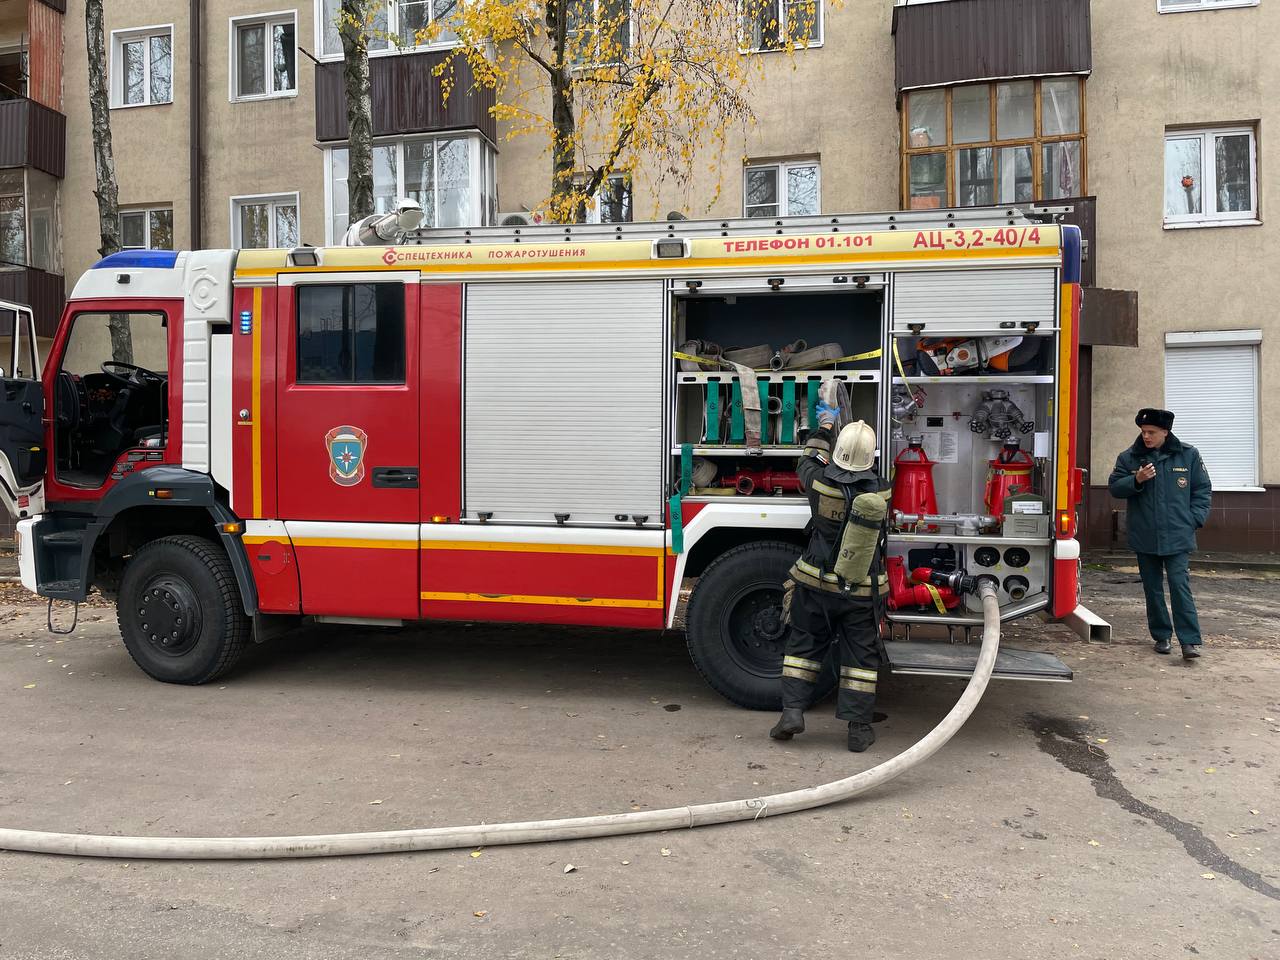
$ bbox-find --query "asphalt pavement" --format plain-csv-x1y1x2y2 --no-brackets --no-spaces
0,567,1277,960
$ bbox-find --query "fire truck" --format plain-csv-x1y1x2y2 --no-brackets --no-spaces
0,206,1106,706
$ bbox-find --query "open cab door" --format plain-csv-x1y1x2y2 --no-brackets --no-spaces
0,300,45,520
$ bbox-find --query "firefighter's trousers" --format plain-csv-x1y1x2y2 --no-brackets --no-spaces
781,584,880,724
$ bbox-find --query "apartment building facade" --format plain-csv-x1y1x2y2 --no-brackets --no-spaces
7,0,1277,549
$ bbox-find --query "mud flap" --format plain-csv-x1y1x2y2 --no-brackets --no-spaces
885,640,1073,682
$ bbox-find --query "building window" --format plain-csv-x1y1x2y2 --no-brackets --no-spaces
0,49,29,99
296,283,406,384
325,134,497,243
231,12,297,100
901,77,1086,209
744,160,820,217
0,169,27,266
1163,126,1257,228
741,0,823,51
577,174,632,223
111,25,174,107
566,0,632,66
1164,331,1261,490
316,0,460,59
119,208,174,250
1158,0,1259,12
232,194,300,249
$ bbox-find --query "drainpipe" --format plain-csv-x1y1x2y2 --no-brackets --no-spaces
189,0,202,249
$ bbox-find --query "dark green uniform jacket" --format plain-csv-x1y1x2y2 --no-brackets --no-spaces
1107,433,1212,556
788,426,892,596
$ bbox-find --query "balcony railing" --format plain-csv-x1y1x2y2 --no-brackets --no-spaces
315,49,497,144
893,0,1091,93
0,262,65,339
0,95,65,178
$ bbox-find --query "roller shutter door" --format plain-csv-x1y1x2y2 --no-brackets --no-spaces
464,280,666,524
1164,343,1259,490
893,268,1057,333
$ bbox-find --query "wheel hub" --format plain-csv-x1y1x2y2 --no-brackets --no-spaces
752,606,785,642
721,583,788,677
137,575,202,657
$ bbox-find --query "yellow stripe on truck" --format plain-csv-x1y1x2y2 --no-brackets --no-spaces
420,591,664,609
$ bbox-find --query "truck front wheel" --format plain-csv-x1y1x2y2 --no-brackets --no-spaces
117,535,250,685
685,541,836,711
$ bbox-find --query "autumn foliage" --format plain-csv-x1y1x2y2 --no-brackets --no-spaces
401,0,829,223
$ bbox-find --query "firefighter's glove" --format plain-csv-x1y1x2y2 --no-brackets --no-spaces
816,400,839,427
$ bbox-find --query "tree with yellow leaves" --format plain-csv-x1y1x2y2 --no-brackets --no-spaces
404,0,828,223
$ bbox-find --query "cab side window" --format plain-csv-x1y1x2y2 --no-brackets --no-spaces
0,306,38,380
296,283,405,384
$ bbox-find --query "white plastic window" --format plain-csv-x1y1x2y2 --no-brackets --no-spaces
325,134,496,242
744,161,820,218
1163,126,1257,227
1158,0,1259,13
119,208,174,250
582,174,632,223
317,0,460,58
111,25,173,107
740,0,823,51
231,12,297,100
233,194,300,248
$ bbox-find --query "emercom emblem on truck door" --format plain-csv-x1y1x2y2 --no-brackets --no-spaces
325,425,368,487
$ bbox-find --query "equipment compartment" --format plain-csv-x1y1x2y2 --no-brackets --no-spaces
885,331,1059,618
670,286,886,487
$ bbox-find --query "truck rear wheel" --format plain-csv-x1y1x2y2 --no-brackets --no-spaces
117,535,250,685
685,541,836,711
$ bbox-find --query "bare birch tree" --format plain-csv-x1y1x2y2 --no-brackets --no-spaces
339,0,376,228
86,0,131,362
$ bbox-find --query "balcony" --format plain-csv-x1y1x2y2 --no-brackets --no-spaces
314,49,497,144
0,93,65,178
0,262,63,338
893,0,1091,93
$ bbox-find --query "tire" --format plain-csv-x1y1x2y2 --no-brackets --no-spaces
685,540,837,711
117,535,250,685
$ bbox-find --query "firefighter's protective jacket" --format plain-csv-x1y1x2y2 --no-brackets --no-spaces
788,426,892,596
1108,432,1212,556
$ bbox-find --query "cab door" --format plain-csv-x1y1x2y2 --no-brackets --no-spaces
0,301,45,520
274,275,421,619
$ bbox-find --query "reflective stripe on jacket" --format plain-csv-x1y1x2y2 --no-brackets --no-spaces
788,427,892,596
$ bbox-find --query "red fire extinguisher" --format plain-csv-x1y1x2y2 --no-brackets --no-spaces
893,439,939,532
984,440,1035,516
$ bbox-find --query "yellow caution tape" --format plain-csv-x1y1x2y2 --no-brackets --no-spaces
674,348,884,371
923,582,948,615
892,339,910,382
673,351,722,367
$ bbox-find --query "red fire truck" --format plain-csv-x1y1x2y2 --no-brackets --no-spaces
0,206,1104,705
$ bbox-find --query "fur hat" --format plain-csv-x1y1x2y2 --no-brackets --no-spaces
1135,408,1174,431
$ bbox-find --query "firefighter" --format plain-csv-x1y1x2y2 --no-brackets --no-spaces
770,407,891,752
1107,408,1212,660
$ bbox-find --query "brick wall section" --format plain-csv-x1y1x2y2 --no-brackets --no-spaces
1084,485,1280,552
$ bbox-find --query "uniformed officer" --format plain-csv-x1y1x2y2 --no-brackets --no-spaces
1107,408,1212,660
770,408,891,752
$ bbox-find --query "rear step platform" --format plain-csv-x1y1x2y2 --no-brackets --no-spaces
884,641,1073,683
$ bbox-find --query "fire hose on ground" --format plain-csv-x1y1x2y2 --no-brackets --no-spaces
0,583,1003,861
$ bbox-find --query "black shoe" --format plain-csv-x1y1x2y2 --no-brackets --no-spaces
1154,638,1171,655
1182,644,1201,660
848,722,876,753
770,708,805,740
